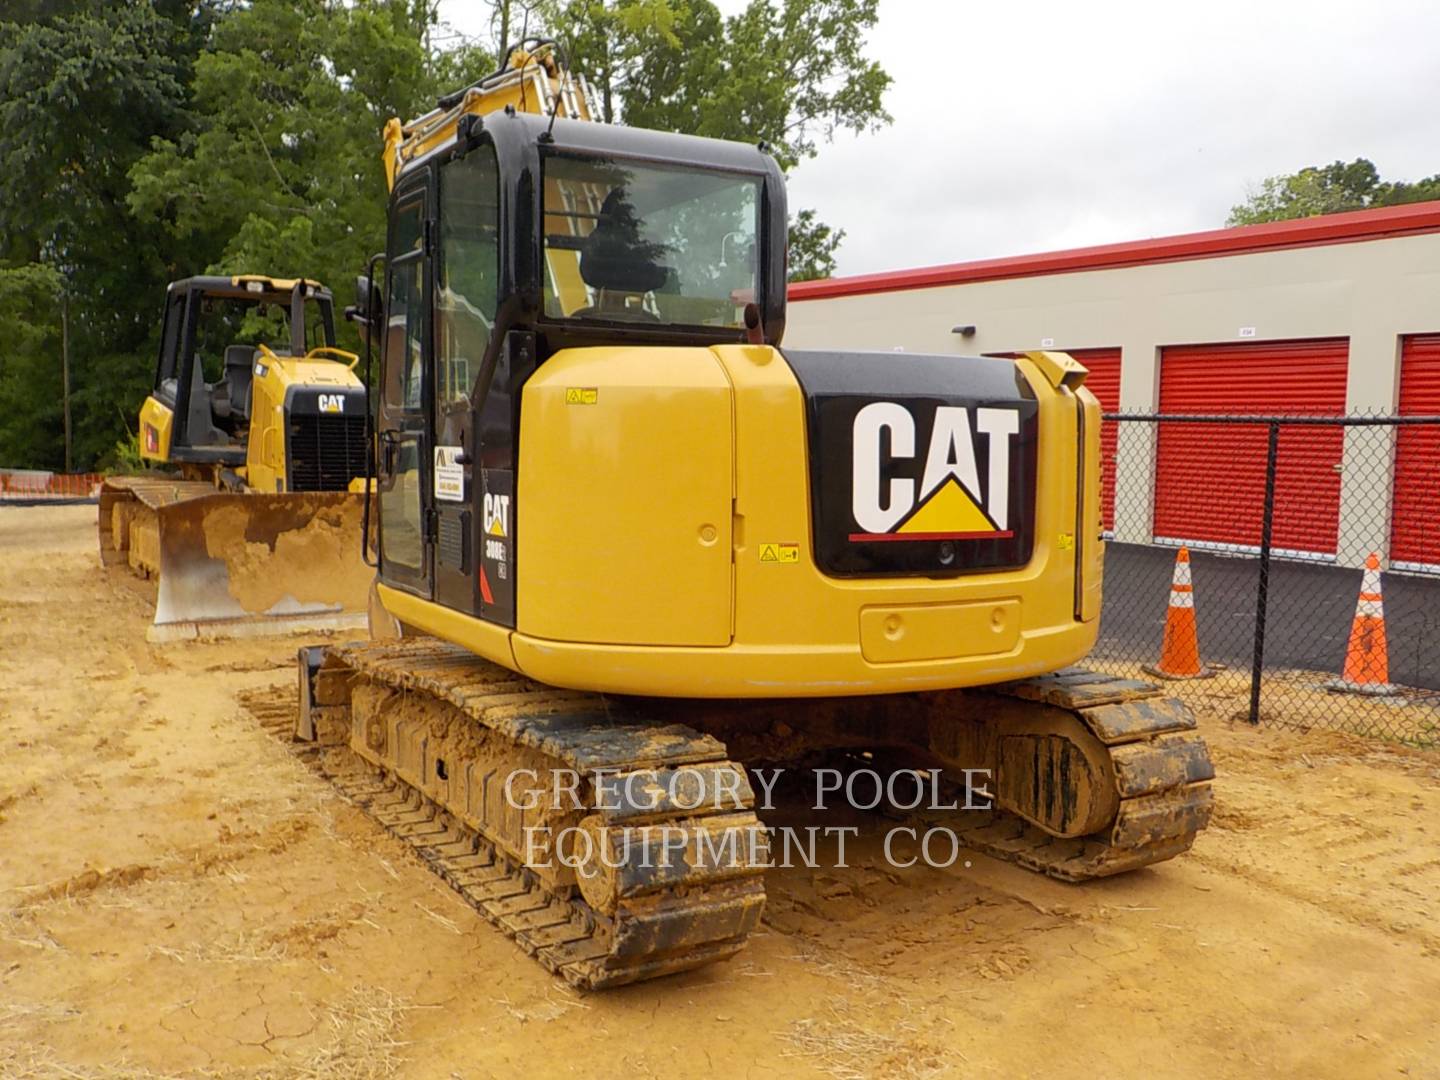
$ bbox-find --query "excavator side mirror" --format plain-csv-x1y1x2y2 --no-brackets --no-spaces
347,274,381,326
355,275,374,317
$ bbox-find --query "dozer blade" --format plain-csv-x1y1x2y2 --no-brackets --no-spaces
100,477,372,642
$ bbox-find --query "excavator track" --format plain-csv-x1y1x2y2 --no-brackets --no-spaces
957,667,1214,882
297,639,769,990
262,643,1208,989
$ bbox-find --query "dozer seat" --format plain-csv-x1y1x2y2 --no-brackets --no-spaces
184,353,241,452
221,345,256,421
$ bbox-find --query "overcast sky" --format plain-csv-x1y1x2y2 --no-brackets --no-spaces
436,0,1440,277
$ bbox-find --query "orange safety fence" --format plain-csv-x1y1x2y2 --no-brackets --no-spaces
0,470,105,500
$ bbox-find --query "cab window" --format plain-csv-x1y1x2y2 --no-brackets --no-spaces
541,153,760,329
437,145,500,407
384,195,426,411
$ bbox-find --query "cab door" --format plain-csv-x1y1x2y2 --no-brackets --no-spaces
376,179,434,598
431,141,502,617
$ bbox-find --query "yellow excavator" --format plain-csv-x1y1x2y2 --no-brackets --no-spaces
296,40,1214,989
100,275,373,641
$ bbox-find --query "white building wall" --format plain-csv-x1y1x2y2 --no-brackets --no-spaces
783,232,1440,566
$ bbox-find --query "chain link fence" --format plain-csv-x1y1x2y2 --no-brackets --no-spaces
1090,410,1440,747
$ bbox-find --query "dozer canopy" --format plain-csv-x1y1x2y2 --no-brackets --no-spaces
148,275,339,468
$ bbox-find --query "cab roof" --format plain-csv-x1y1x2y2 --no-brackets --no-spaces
396,110,781,184
167,276,333,303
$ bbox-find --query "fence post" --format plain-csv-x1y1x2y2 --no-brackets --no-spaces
1248,421,1281,724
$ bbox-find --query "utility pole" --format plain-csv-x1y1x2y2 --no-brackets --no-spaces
61,290,72,474
497,0,513,64
422,0,438,72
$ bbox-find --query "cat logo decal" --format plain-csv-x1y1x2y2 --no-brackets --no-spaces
850,402,1019,542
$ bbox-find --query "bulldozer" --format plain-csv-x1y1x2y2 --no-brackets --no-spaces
295,40,1214,989
100,275,374,641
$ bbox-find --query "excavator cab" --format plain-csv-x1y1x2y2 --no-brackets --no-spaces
356,109,788,629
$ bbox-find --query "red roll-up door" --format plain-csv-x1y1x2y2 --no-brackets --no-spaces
1067,348,1122,532
1155,339,1349,555
1393,335,1440,569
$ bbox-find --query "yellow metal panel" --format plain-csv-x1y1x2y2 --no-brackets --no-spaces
267,352,364,390
245,360,285,492
138,396,174,462
1024,349,1090,390
376,584,518,670
509,622,1095,698
228,275,323,297
858,599,1021,664
245,352,365,493
517,347,734,647
504,346,1098,698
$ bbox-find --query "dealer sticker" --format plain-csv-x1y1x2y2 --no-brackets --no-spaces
434,446,466,502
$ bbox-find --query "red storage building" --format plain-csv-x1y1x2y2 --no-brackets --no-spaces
1067,348,1122,533
1153,340,1349,556
1393,335,1440,570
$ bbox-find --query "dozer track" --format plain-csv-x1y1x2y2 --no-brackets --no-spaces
953,668,1214,882
299,639,770,990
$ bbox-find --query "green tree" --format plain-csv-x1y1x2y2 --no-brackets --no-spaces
128,0,438,358
787,208,844,281
0,0,90,27
540,0,889,278
0,264,64,470
0,1,208,469
0,0,879,469
1228,158,1440,226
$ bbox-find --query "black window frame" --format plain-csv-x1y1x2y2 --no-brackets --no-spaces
383,185,430,416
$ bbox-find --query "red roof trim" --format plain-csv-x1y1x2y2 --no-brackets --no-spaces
788,199,1440,302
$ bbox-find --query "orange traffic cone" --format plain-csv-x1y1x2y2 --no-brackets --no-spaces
1144,546,1213,680
1327,553,1398,696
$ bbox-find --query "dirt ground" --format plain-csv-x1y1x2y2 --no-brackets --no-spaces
3,504,1439,1080
1085,662,1440,749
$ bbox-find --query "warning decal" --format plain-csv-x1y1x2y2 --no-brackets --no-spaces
759,542,800,564
565,387,599,405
